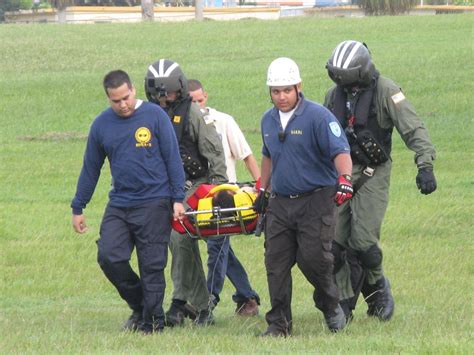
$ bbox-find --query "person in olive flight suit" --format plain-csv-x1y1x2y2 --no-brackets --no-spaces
324,40,437,322
145,59,228,327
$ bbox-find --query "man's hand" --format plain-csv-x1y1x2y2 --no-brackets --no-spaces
253,188,269,214
416,167,437,195
173,202,186,221
72,214,88,234
334,175,353,206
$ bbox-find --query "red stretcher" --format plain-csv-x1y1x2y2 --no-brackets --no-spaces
172,183,259,239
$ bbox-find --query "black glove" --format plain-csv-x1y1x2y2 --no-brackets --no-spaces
416,167,437,195
334,174,354,206
253,188,269,214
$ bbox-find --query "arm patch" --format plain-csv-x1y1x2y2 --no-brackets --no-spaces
391,92,406,104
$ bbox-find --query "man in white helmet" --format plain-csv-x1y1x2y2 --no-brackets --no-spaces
254,57,353,336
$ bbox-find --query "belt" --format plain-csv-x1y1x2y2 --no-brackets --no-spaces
272,187,323,199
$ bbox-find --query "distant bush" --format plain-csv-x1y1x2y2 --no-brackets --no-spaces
358,0,418,15
423,0,473,4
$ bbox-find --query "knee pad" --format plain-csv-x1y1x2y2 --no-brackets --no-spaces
332,242,346,274
358,244,383,269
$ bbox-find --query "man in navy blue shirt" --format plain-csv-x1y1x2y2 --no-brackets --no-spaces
254,58,353,337
71,70,186,334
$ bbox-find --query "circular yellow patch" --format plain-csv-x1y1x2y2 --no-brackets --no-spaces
135,127,151,144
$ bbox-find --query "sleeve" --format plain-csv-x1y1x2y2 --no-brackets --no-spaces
261,115,270,158
316,107,350,160
323,86,336,109
155,110,186,203
224,115,253,161
70,124,106,215
188,105,228,183
380,79,436,167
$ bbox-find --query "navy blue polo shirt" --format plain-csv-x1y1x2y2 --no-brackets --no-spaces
261,95,350,196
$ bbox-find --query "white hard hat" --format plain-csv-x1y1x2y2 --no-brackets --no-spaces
266,57,302,86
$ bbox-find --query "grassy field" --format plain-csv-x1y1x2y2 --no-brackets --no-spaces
1,13,473,353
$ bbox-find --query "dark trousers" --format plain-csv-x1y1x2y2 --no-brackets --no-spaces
206,235,259,305
264,187,339,333
97,199,171,329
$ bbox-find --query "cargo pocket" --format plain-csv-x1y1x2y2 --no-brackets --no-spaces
320,214,335,252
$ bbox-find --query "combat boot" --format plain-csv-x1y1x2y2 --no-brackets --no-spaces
194,309,215,326
165,300,197,327
363,277,395,321
138,320,164,335
339,300,354,324
259,327,289,337
324,304,346,332
122,309,143,331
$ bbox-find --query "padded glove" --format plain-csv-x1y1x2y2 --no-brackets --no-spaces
253,188,269,214
334,174,354,206
416,167,437,195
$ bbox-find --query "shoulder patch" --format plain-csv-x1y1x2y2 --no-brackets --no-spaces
329,121,341,137
391,91,406,104
203,115,214,125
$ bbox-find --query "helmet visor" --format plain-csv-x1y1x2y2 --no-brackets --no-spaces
146,78,168,97
326,63,361,88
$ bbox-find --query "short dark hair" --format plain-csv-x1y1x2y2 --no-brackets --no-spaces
187,79,204,92
103,70,132,96
212,190,237,218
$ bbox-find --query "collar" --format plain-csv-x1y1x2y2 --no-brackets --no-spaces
271,93,306,120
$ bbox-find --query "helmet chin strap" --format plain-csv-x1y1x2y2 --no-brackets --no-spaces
291,85,301,109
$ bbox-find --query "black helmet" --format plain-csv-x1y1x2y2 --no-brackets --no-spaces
326,40,376,88
145,59,188,104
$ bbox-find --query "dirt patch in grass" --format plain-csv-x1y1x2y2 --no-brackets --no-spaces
19,132,88,142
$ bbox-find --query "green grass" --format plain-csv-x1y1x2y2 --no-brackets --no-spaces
1,14,473,353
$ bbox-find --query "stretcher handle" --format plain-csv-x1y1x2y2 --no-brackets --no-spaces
183,206,255,216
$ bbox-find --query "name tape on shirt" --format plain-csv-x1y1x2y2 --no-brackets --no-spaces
391,92,406,104
329,121,342,137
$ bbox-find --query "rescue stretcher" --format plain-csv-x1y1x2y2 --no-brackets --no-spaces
172,183,260,239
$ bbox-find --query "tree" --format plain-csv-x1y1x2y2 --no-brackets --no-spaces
358,0,418,15
1,0,19,23
49,0,74,23
141,0,154,21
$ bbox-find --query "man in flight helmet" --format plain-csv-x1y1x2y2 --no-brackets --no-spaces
145,59,228,327
255,57,353,336
324,40,437,322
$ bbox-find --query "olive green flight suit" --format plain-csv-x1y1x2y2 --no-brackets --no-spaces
325,76,436,299
169,102,228,311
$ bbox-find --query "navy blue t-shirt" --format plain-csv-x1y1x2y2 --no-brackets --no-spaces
71,101,185,214
261,95,350,196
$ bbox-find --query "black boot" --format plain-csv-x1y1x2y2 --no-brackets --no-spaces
362,277,394,321
165,300,198,327
324,304,346,332
339,300,354,324
122,309,143,331
194,308,215,326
